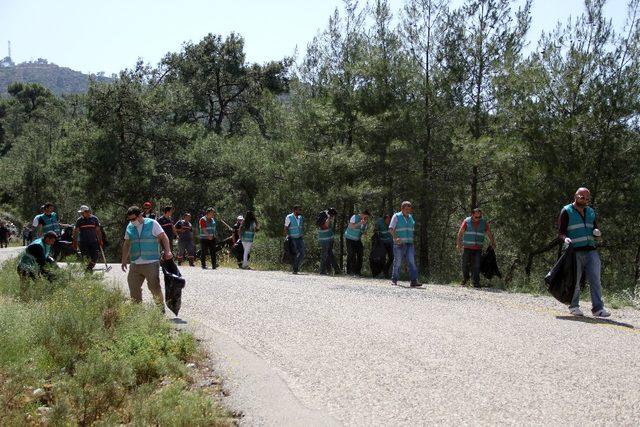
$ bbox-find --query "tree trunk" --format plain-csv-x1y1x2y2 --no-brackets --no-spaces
471,164,478,210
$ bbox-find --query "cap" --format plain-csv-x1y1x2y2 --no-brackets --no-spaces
237,215,244,221
78,205,91,213
143,201,152,208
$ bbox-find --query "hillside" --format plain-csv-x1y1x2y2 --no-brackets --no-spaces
0,58,113,96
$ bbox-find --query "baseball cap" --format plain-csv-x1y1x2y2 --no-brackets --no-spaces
143,201,152,208
78,205,91,213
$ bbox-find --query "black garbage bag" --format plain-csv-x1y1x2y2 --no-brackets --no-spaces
480,246,502,279
161,257,186,316
282,236,294,264
369,234,386,277
231,240,244,263
545,244,577,305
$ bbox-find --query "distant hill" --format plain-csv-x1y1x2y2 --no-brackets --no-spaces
0,57,113,96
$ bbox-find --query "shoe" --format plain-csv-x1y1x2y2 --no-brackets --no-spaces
391,281,398,286
593,308,611,318
569,306,584,316
201,266,208,270
243,266,252,270
410,282,421,287
460,280,468,287
293,271,298,275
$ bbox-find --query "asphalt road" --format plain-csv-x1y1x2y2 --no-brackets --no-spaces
2,247,639,425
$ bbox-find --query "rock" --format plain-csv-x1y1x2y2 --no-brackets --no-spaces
32,388,45,398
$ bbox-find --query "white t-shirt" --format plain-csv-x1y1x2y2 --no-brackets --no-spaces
388,213,400,230
32,215,40,227
124,219,165,264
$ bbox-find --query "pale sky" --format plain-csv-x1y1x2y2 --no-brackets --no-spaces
0,0,629,76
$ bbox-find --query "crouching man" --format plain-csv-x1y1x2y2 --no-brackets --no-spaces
121,206,173,311
17,231,58,281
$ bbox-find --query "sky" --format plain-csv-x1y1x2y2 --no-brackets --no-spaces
0,0,630,76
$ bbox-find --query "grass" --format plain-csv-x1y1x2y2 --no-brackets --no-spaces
0,258,235,426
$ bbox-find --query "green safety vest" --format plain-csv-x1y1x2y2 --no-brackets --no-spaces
38,212,61,235
393,212,415,244
287,213,303,238
462,217,486,249
564,204,596,248
199,217,217,239
344,214,367,241
126,218,159,262
318,223,334,242
241,222,256,243
376,217,392,242
18,238,50,272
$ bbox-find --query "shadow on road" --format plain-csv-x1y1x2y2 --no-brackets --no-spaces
170,317,188,325
555,315,635,329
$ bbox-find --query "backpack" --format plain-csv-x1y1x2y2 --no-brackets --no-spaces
316,211,329,228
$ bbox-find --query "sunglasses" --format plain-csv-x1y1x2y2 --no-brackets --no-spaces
576,195,590,200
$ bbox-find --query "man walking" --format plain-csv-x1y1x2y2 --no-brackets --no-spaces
0,221,9,248
72,205,104,272
121,206,172,310
344,209,370,276
374,214,394,277
558,188,610,317
284,205,304,274
389,201,420,287
456,208,496,288
318,207,340,275
199,207,218,269
175,212,196,266
157,206,176,252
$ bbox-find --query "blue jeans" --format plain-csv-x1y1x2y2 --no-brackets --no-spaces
291,237,305,273
392,243,418,283
570,250,604,312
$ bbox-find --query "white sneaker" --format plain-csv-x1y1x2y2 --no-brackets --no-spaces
593,308,611,318
569,307,584,316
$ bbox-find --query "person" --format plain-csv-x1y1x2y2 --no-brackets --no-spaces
157,206,176,251
72,205,104,272
558,188,610,317
455,208,496,288
239,210,259,269
121,206,172,310
142,201,156,219
32,205,44,230
318,207,340,275
17,231,58,280
389,201,420,287
344,209,370,276
35,202,62,238
284,205,304,274
175,212,196,266
374,214,394,277
199,207,218,269
232,215,244,268
0,221,9,248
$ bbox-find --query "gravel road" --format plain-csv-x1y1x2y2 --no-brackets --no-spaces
2,247,639,425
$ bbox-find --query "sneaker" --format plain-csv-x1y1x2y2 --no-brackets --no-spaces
460,280,468,287
410,282,421,287
391,281,398,286
593,308,611,318
569,306,584,317
201,266,208,270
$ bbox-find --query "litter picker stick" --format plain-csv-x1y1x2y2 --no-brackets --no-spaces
219,218,234,231
99,246,112,272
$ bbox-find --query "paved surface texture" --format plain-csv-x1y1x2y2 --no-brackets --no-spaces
1,248,639,425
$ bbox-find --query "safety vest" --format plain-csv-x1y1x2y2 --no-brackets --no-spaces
345,214,366,241
393,212,415,244
564,204,596,248
241,222,256,243
39,212,61,235
287,213,303,238
318,224,334,242
126,218,159,262
462,217,486,249
19,238,50,271
199,217,217,239
376,217,392,242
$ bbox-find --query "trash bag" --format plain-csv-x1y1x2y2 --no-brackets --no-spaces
231,240,244,263
369,234,386,277
480,246,502,279
545,244,577,305
161,257,186,316
282,236,294,264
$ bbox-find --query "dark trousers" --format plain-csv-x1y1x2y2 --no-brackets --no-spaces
291,237,305,273
200,238,217,268
320,240,340,274
382,241,394,277
346,239,363,275
462,248,482,287
79,241,100,271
